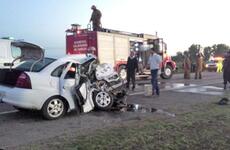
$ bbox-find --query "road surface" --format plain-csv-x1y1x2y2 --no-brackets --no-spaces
0,72,227,149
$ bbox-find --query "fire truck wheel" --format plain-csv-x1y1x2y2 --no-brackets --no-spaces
161,65,173,79
118,65,127,80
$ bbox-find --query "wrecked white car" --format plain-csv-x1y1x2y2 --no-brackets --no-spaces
0,53,126,120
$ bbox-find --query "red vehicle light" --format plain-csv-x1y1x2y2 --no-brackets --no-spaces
77,30,81,34
69,67,76,72
16,73,32,89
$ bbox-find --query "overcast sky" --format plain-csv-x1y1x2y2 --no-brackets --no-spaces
1,0,230,57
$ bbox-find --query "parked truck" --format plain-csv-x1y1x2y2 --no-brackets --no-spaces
65,24,176,79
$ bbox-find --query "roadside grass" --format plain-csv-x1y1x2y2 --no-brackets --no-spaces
24,102,230,150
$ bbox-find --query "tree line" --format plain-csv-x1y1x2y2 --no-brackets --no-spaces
172,44,230,63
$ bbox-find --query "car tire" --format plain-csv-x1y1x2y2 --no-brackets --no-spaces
161,65,173,79
93,91,114,111
41,97,67,120
118,65,127,80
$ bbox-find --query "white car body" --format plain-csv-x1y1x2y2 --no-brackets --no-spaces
0,54,96,114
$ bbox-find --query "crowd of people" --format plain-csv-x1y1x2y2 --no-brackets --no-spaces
126,48,162,96
125,49,230,95
183,50,230,90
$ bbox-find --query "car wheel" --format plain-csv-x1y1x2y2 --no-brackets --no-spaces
118,65,127,80
161,65,173,79
41,97,67,120
93,91,113,110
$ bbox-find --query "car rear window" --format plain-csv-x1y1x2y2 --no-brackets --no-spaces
15,58,56,72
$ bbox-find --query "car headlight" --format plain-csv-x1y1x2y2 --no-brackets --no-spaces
205,64,209,68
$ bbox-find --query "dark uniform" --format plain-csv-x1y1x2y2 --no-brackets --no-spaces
223,52,230,89
126,55,138,90
90,5,102,31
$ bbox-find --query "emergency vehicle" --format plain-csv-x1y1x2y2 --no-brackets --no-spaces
205,56,224,72
65,24,176,79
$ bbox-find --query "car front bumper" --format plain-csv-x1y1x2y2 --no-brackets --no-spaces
206,66,217,70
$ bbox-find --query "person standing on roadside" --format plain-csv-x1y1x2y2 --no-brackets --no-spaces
195,52,204,79
126,51,138,91
148,48,162,96
216,59,223,73
89,5,102,31
223,51,230,89
183,52,191,79
137,52,144,75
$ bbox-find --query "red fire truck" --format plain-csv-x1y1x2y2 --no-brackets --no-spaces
66,24,176,79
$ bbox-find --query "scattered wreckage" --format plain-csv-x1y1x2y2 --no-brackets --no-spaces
0,48,127,119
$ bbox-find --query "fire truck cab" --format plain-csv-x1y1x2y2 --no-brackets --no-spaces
66,24,176,79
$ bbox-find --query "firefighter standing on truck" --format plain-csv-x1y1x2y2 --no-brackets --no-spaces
89,5,102,31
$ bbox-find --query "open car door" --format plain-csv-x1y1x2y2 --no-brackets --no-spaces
59,61,95,113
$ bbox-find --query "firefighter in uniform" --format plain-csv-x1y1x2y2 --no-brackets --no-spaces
183,52,191,79
89,5,102,31
216,59,223,73
195,52,204,79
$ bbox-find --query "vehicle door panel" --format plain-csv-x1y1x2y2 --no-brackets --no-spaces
59,62,77,110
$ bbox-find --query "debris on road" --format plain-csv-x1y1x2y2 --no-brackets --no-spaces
217,98,229,105
114,103,176,117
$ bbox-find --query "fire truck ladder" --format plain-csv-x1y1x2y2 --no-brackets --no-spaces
101,28,144,38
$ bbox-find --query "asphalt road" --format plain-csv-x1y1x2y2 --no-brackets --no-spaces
0,72,227,149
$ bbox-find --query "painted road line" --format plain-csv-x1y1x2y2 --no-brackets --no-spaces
161,81,223,92
0,110,18,115
129,91,145,96
129,81,223,96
